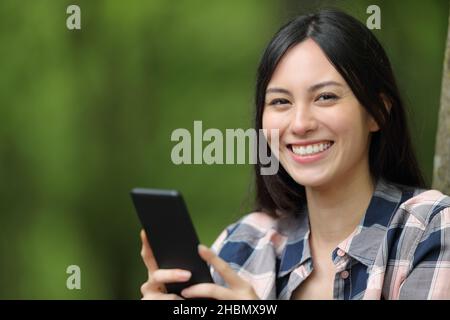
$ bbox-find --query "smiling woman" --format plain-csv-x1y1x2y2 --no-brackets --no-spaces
139,9,450,300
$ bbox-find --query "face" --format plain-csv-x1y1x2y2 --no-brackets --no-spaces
262,38,379,189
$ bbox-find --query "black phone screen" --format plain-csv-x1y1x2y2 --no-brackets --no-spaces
131,188,214,295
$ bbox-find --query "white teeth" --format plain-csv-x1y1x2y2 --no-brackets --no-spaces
291,142,333,156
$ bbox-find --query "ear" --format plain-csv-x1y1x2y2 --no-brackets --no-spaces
368,114,380,132
369,93,392,132
380,93,392,114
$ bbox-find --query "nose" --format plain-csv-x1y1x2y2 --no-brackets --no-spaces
290,104,318,136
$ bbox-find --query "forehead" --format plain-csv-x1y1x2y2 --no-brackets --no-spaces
268,38,345,88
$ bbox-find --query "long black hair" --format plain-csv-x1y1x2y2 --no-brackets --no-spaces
254,9,427,218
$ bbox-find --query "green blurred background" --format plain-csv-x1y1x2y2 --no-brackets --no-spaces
0,0,448,299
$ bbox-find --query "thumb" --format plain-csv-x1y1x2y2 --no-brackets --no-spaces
140,229,159,273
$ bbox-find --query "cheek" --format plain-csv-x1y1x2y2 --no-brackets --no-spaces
327,102,366,135
262,110,275,142
334,113,370,151
262,109,288,131
262,109,274,130
262,109,288,145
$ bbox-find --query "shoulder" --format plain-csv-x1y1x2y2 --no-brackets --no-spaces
390,188,450,299
399,188,450,229
388,187,450,267
210,212,294,298
211,211,297,263
211,212,286,252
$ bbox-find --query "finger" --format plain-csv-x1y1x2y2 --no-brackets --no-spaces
140,229,159,272
141,292,184,300
197,244,245,289
140,278,167,295
152,269,192,283
181,283,233,300
140,281,184,300
140,230,170,293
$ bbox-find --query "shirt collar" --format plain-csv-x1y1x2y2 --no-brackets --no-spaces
277,178,412,278
337,178,414,266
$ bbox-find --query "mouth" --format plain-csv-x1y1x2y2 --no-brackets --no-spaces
287,140,334,161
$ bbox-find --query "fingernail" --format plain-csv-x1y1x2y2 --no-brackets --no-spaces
198,244,208,251
181,289,189,297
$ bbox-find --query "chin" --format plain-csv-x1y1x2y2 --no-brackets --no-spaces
288,171,332,189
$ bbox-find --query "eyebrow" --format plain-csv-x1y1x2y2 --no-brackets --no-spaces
266,81,344,96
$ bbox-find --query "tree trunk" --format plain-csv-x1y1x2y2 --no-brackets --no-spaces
432,8,450,195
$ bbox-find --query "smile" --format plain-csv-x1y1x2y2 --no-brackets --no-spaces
288,140,334,164
291,141,333,156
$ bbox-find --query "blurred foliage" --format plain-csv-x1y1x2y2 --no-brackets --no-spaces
0,0,447,299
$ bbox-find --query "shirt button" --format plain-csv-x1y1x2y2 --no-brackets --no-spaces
340,270,350,279
337,249,346,257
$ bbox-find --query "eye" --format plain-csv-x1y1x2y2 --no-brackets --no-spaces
316,93,339,102
268,98,290,106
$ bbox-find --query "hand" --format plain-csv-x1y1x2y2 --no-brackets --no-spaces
139,229,191,300
180,244,259,300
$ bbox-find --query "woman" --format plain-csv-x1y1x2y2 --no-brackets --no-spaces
140,9,450,300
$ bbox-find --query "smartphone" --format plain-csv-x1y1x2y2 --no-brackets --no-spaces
130,188,214,296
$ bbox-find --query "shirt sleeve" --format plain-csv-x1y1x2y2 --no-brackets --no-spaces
210,223,235,255
208,221,240,286
399,207,450,299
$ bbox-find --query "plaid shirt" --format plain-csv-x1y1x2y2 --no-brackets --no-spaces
210,178,450,299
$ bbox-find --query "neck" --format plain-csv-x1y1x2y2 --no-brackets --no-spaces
305,162,376,251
